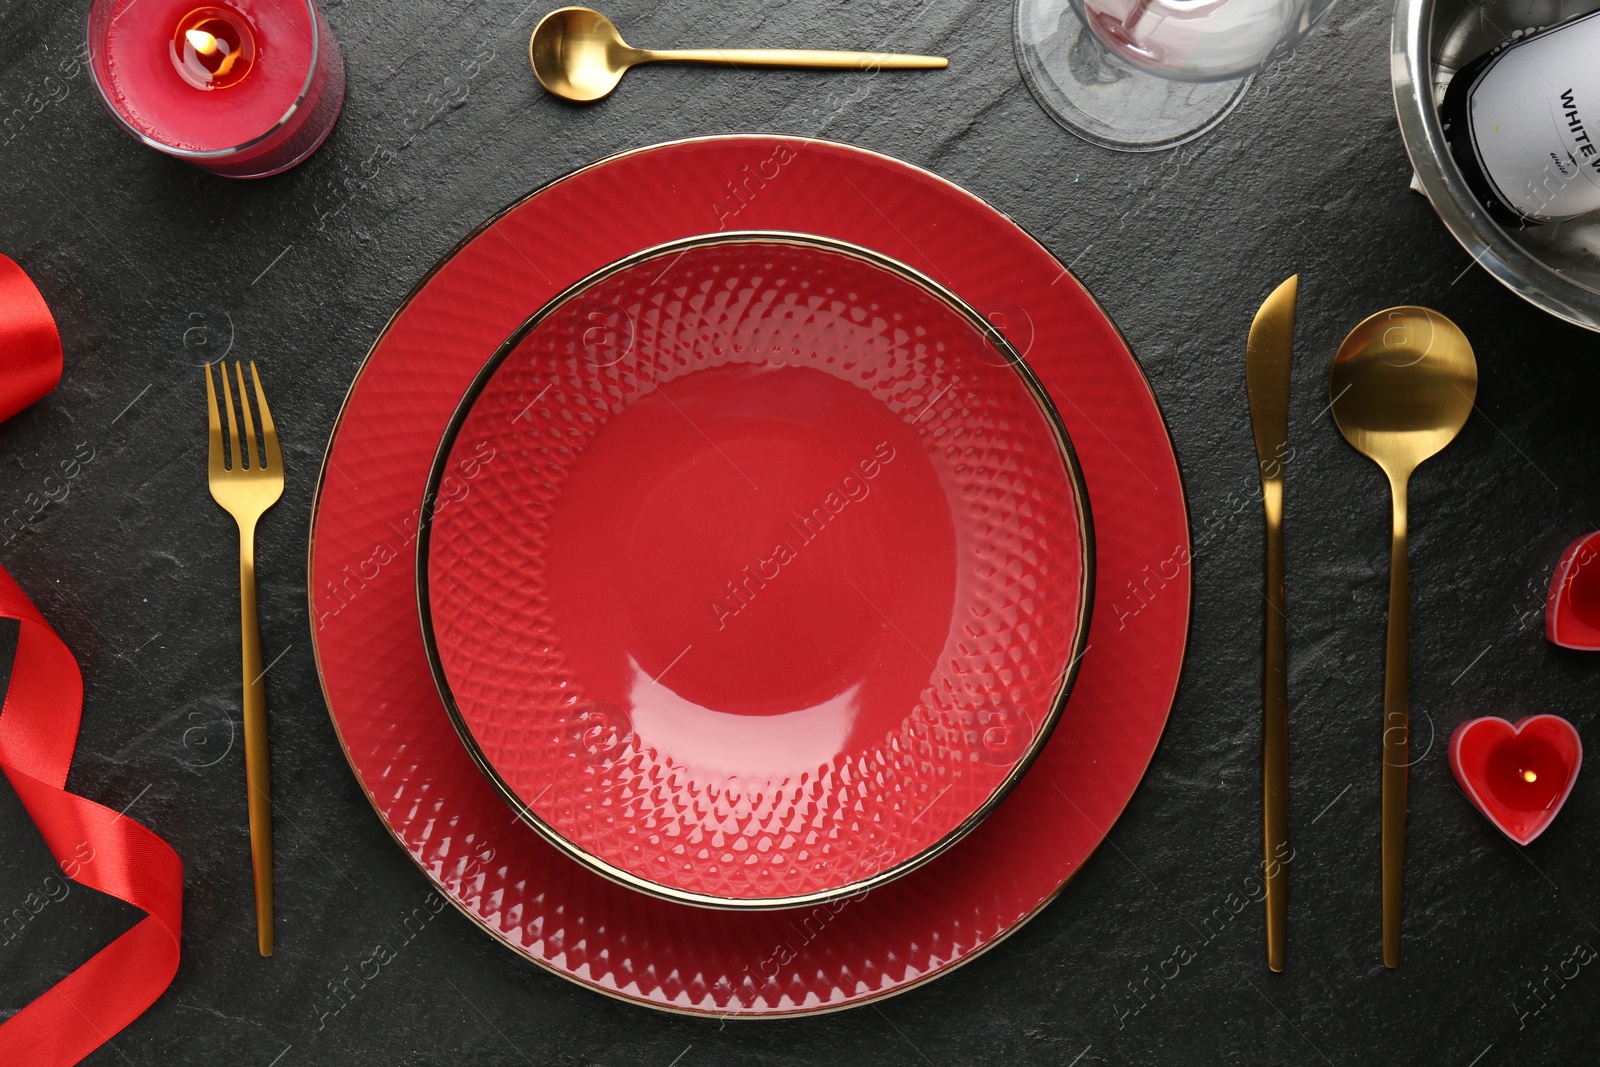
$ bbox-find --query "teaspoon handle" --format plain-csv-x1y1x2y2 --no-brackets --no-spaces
1261,479,1289,973
1382,476,1410,969
638,48,948,70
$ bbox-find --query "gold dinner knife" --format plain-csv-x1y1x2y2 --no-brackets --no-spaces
1245,275,1297,972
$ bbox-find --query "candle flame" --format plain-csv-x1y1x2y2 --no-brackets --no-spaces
185,29,220,56
1522,769,1538,783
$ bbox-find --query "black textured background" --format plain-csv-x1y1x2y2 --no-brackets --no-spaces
2,1,1598,1064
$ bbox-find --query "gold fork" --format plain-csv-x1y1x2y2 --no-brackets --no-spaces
205,361,284,957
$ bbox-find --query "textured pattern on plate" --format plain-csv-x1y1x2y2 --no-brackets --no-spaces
309,137,1190,1015
426,237,1086,904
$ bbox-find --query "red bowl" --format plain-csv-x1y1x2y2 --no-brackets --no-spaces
418,232,1092,909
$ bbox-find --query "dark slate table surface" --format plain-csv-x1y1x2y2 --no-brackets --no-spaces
2,1,1597,1064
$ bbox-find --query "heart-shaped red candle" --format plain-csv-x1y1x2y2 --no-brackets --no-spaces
1546,532,1600,650
1449,715,1582,845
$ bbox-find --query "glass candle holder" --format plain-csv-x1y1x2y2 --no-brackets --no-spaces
88,0,345,178
1016,0,1336,152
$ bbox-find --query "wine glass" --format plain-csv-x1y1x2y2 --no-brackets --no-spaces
1016,0,1338,152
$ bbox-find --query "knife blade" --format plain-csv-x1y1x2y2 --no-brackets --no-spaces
1245,274,1297,973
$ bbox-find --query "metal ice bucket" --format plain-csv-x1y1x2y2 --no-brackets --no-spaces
1392,0,1600,331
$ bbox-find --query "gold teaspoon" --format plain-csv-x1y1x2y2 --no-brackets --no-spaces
529,7,948,102
1329,307,1476,970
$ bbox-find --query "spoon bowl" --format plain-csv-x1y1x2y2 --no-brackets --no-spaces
1330,305,1475,971
530,7,634,102
1330,308,1477,477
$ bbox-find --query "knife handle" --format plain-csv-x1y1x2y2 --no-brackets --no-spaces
1262,479,1289,972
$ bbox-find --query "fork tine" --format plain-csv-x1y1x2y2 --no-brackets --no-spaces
205,362,225,479
249,362,281,472
233,362,258,470
220,358,243,472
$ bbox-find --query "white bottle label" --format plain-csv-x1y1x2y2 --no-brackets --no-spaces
1466,10,1600,222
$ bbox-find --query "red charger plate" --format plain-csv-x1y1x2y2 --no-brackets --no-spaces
420,233,1092,909
309,136,1190,1015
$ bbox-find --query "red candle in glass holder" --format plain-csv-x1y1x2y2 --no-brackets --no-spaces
1449,715,1582,845
88,0,344,178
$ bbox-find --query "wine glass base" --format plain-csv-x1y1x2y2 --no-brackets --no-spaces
1015,0,1253,153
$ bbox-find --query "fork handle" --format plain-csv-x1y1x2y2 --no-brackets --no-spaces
238,521,274,957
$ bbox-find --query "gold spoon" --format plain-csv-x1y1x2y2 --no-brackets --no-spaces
1329,307,1476,970
529,7,948,102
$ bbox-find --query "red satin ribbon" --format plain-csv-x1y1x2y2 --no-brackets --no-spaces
0,256,61,423
0,253,183,1066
